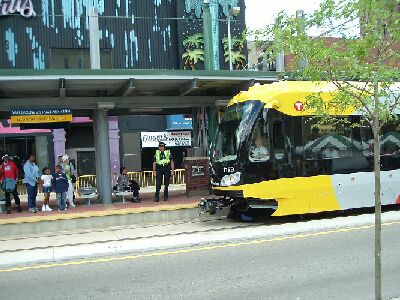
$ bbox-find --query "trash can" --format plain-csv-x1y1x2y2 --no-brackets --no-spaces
184,157,210,197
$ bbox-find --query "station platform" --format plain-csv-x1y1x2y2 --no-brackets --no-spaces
0,189,202,237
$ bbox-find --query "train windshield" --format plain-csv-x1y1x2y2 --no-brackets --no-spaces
212,101,263,163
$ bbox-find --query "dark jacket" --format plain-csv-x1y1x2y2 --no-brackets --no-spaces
52,172,69,193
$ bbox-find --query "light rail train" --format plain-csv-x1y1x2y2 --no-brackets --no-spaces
199,81,400,218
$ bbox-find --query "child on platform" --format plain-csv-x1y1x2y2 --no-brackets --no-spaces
52,165,69,211
41,167,53,212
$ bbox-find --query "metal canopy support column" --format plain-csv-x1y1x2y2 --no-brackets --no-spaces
192,108,199,151
93,109,113,204
89,5,108,201
89,7,101,70
203,1,215,71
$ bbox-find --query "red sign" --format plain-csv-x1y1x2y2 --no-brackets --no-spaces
294,101,304,111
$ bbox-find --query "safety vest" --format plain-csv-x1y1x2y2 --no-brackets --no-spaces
155,150,171,166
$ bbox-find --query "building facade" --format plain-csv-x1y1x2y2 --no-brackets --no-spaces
0,0,247,176
1,0,246,70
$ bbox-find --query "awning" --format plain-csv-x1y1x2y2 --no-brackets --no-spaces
0,69,278,117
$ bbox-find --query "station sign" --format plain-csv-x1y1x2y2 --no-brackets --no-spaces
10,108,73,124
141,131,192,148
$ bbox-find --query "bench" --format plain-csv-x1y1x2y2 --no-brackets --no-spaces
77,187,98,206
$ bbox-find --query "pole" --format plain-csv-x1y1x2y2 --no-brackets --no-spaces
276,51,285,72
296,10,308,70
93,109,113,204
202,0,215,71
89,5,102,198
373,81,382,300
89,6,100,69
227,15,233,71
89,6,112,203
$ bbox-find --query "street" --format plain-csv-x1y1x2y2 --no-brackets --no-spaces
0,217,399,300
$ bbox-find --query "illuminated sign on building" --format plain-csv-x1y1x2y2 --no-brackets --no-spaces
0,0,36,18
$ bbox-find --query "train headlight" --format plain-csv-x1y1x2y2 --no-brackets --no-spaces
220,172,241,187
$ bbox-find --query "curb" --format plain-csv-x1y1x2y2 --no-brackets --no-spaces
0,204,200,237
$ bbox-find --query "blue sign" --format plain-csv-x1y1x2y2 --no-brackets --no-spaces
166,115,193,131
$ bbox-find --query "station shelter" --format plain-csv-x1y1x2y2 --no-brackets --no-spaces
0,69,277,203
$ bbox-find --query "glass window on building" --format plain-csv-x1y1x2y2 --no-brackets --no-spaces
0,136,36,177
50,48,112,69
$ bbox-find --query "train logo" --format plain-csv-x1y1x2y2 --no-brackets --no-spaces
294,101,304,111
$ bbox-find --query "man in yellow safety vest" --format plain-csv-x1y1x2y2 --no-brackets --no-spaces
153,141,174,202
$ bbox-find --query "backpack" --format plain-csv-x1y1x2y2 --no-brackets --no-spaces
2,178,17,192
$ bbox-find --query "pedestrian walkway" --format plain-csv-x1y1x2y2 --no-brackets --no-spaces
0,187,204,237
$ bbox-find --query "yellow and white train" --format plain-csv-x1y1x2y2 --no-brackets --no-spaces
199,81,400,218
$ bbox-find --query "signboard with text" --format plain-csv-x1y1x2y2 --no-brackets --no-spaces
11,108,73,124
166,115,193,131
141,131,192,148
0,0,36,18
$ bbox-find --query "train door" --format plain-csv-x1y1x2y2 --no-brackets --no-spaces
269,111,294,178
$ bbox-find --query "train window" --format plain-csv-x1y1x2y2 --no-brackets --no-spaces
272,120,285,160
249,114,270,162
302,118,354,160
361,120,400,170
272,120,284,148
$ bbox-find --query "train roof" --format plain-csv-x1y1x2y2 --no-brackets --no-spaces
229,81,400,116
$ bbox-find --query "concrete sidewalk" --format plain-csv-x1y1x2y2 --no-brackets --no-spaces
1,210,400,268
0,187,204,237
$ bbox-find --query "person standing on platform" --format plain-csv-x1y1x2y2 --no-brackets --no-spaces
61,155,76,208
0,155,21,214
53,165,68,211
23,154,40,213
153,142,174,202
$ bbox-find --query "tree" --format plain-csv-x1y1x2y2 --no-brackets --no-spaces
182,49,205,70
259,1,400,299
182,33,204,70
224,50,246,69
183,33,204,49
222,30,247,69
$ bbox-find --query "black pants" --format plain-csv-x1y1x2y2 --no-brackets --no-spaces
130,180,140,198
155,165,171,199
5,186,20,208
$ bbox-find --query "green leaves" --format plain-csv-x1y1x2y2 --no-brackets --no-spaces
182,49,205,70
183,33,204,49
258,0,399,124
221,30,247,69
182,33,204,70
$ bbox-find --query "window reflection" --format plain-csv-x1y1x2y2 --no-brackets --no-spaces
303,118,354,160
361,121,400,171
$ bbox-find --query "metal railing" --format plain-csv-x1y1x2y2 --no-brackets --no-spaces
75,169,186,190
15,169,186,196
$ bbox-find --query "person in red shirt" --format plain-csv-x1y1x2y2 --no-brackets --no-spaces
0,155,21,213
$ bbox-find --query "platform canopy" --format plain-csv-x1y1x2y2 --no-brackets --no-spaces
0,69,278,117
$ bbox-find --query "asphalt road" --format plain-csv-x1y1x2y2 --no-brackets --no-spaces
0,223,399,300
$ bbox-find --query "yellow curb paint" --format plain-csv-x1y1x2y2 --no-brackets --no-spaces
1,220,399,273
0,203,199,225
